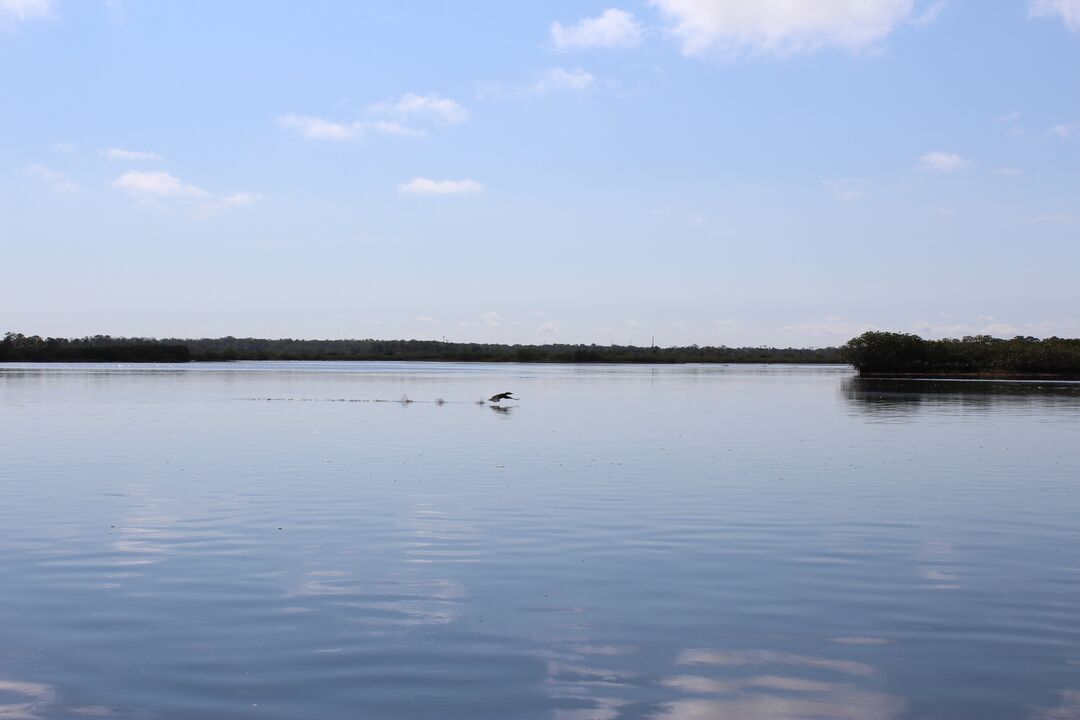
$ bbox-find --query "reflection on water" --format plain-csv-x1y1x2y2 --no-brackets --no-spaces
1032,690,1080,719
656,647,905,720
842,377,1080,419
1,362,1079,719
0,678,55,720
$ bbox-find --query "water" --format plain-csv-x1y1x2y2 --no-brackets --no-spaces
1,362,1079,720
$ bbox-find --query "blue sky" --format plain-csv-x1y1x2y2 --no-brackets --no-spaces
1,0,1078,346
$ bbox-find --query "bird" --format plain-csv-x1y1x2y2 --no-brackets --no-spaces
488,392,517,403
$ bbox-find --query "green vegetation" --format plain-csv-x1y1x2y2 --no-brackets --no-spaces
841,331,1080,378
1,333,191,362
2,332,841,364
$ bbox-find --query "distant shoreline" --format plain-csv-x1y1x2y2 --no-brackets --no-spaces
6,331,1080,378
1,333,843,365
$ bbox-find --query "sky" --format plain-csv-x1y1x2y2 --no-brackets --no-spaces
1,0,1078,347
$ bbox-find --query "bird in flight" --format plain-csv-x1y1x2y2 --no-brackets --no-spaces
488,392,517,403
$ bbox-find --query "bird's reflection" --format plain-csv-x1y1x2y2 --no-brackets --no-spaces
489,404,514,415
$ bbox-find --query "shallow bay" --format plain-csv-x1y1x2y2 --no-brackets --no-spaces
1,362,1078,719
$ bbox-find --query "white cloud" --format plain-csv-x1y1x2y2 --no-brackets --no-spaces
782,317,878,338
650,0,922,57
25,163,79,192
278,114,362,141
278,113,426,141
217,191,265,208
536,320,561,333
112,170,208,199
534,67,595,94
1030,0,1080,31
416,316,440,325
911,317,1080,339
992,166,1024,176
398,177,484,195
460,312,502,329
824,178,870,200
917,151,969,173
0,0,51,26
1049,122,1079,138
911,1,946,25
368,92,469,124
996,111,1025,137
551,8,643,50
112,170,261,214
50,142,75,153
1029,212,1074,224
366,120,421,137
478,68,597,99
102,147,164,162
282,92,466,142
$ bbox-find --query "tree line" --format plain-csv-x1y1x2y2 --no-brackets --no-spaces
1,332,842,364
9,330,1078,375
841,331,1080,377
1,333,191,362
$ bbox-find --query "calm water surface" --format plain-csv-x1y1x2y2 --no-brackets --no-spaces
1,362,1079,719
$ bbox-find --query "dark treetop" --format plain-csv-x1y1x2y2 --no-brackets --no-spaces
841,331,1080,378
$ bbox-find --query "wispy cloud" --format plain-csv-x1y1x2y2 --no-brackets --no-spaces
917,151,969,173
478,67,598,99
281,92,467,141
25,163,79,192
996,110,1025,137
101,147,164,162
460,312,502,328
398,177,484,196
1029,212,1074,224
368,92,469,124
912,1,946,26
277,113,419,141
112,170,207,199
782,317,878,338
911,316,1080,338
1030,0,1080,31
650,0,928,57
112,170,262,214
551,8,643,50
533,67,595,94
824,178,870,201
1049,122,1079,138
0,0,51,27
216,192,265,208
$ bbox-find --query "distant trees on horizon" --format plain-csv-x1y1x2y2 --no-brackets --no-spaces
1,332,191,363
7,330,1079,376
1,331,841,364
